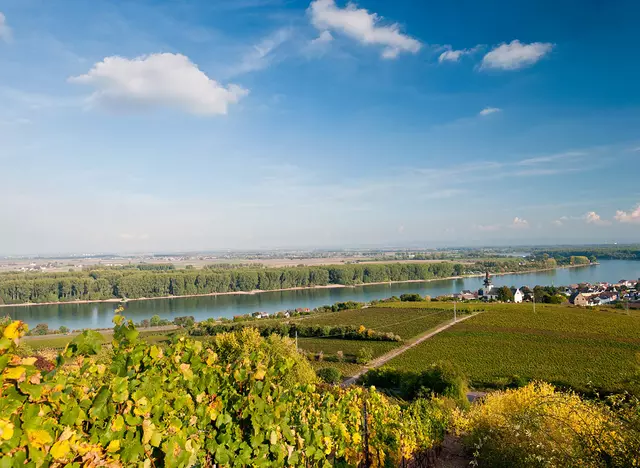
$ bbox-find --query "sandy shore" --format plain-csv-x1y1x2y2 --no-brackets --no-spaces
0,263,594,309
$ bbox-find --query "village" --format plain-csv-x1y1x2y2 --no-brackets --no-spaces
451,272,640,307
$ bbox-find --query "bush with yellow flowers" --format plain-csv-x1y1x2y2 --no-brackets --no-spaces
453,382,640,467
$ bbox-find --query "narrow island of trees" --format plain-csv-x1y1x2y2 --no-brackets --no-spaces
0,256,575,306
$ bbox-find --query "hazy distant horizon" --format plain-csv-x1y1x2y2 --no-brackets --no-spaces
2,240,636,259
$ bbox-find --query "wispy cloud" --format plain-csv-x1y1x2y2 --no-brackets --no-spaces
308,0,421,59
474,224,501,232
0,12,11,42
227,28,292,76
438,45,481,63
481,40,553,70
517,151,586,166
479,107,501,116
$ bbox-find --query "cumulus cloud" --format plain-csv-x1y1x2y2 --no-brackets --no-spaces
481,40,553,70
308,0,421,59
510,217,529,229
0,12,11,42
479,107,501,116
552,219,563,227
584,211,611,226
614,204,640,224
70,53,248,115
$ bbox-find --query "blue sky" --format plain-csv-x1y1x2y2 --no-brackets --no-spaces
1,0,639,254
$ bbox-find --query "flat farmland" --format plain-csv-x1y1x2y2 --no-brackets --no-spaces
387,303,640,394
298,306,455,339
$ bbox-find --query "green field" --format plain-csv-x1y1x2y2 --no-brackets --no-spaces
297,306,456,339
387,303,640,394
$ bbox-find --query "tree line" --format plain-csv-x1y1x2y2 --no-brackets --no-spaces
0,258,558,305
190,322,403,342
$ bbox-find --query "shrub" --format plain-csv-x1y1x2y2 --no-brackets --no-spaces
400,293,423,302
336,350,344,362
360,362,469,406
357,347,373,364
317,367,342,384
454,382,639,468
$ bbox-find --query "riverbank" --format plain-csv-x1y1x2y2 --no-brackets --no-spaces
0,263,594,309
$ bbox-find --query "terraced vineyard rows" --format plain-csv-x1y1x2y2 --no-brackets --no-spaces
387,303,640,394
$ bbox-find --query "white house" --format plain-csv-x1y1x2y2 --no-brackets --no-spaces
512,288,524,303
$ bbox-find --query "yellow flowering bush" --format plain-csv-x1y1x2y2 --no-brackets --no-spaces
453,382,639,467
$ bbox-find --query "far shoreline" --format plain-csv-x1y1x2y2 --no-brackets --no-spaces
0,263,595,309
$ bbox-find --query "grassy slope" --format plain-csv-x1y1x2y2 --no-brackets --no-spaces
387,303,640,394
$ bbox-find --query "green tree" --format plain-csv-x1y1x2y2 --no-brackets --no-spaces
496,286,514,302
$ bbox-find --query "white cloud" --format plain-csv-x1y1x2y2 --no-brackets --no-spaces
438,49,465,63
584,211,611,226
479,107,501,116
552,219,563,227
510,217,529,229
614,204,640,224
0,12,11,42
308,0,421,59
70,53,248,115
481,40,553,70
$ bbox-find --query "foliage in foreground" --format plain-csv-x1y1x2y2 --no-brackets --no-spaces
0,317,448,467
453,382,640,468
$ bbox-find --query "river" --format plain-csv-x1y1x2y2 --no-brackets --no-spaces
5,260,640,330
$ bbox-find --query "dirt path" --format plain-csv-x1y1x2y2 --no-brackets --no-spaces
342,313,478,385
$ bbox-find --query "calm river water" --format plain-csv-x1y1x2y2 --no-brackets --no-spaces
5,260,640,329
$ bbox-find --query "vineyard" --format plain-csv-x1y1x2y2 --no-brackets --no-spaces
0,315,450,467
296,307,457,340
387,303,640,394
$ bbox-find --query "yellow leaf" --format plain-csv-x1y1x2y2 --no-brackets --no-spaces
111,415,125,432
3,366,26,381
254,368,266,381
20,357,37,366
3,321,25,340
50,439,71,460
106,439,120,452
0,420,14,441
27,429,53,448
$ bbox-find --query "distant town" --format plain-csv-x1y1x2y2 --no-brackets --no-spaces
451,272,640,308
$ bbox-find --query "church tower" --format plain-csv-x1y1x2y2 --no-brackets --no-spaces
483,271,492,289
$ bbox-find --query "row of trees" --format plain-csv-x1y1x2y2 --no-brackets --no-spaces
0,263,462,304
192,322,403,342
533,245,640,260
0,258,565,305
